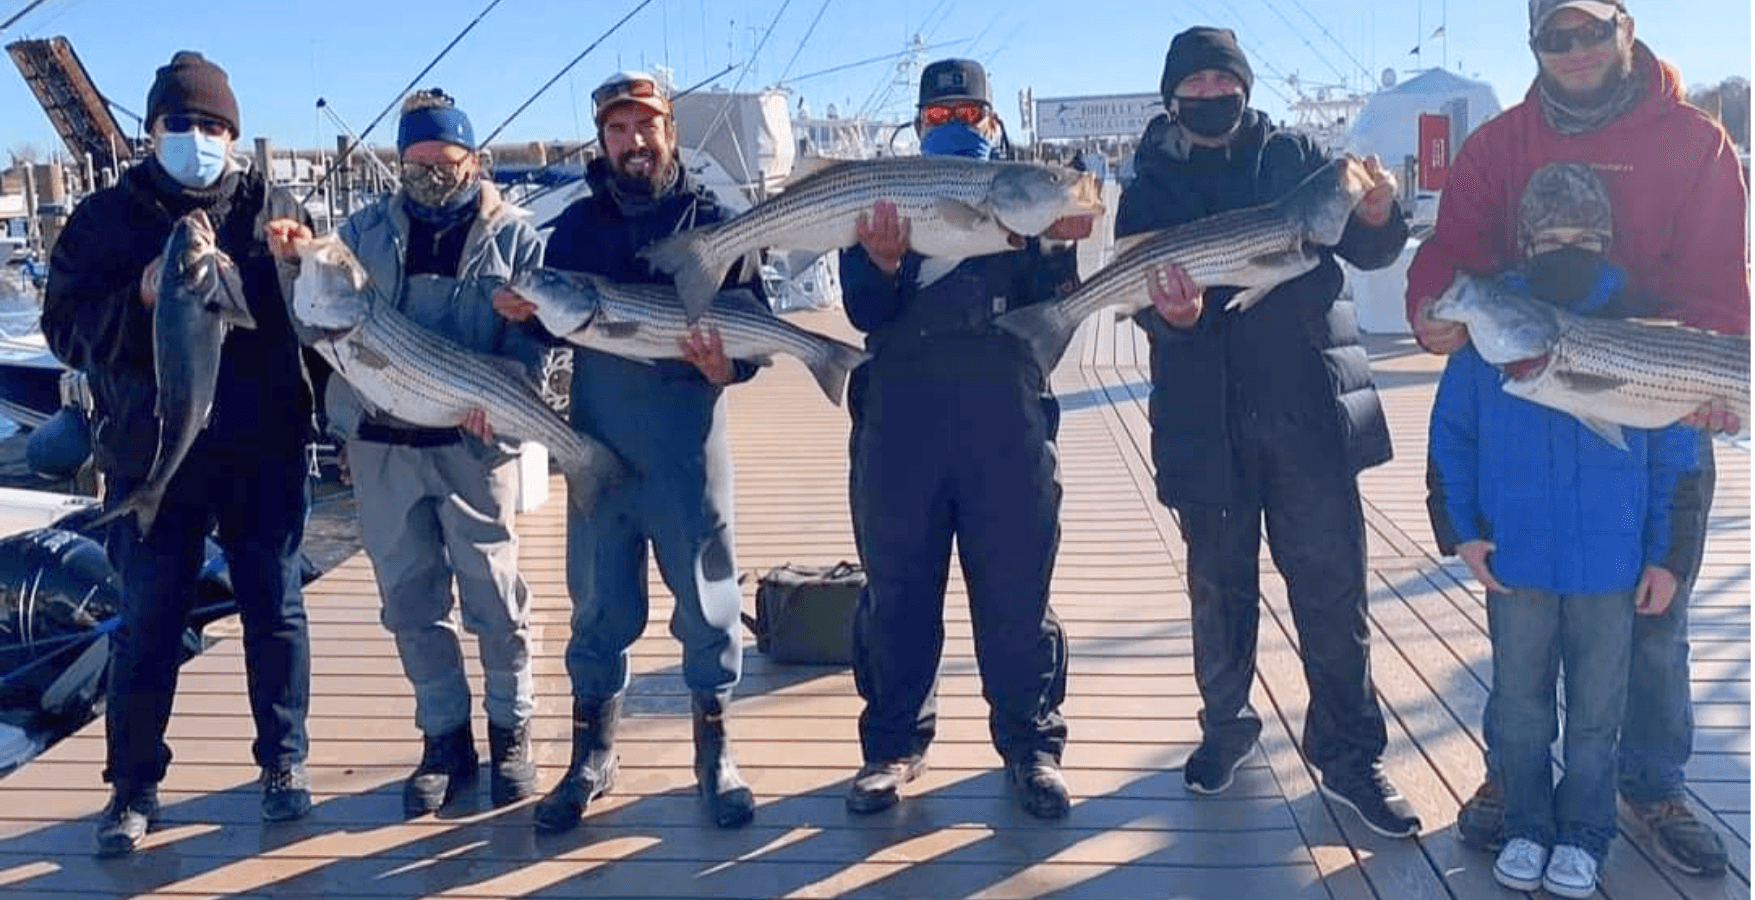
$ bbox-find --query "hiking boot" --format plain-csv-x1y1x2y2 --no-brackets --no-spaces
260,763,312,822
845,756,927,814
403,723,478,818
1454,777,1506,851
1006,759,1071,819
1183,740,1255,795
93,782,159,857
1320,766,1422,838
692,693,755,828
1626,796,1729,877
1492,837,1548,892
488,720,536,808
533,696,620,833
1543,844,1600,899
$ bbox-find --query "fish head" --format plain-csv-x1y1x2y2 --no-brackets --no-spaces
1429,274,1562,372
988,163,1106,237
162,209,249,323
1286,156,1375,247
292,235,373,333
509,268,604,337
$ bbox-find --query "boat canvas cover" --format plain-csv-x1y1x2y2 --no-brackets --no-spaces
671,89,796,201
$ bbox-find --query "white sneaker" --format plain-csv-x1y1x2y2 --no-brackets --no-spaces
1493,837,1548,891
1543,844,1600,899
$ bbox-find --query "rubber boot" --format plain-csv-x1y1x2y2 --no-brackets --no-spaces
488,719,536,807
693,692,755,828
533,696,621,832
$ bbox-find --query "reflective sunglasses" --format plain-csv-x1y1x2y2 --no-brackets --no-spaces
592,75,663,108
920,102,987,128
161,114,231,137
1531,16,1618,54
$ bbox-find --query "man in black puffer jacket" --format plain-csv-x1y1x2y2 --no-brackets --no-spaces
1117,27,1417,837
42,51,319,856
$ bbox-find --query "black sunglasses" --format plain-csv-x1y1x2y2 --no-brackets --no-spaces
160,113,231,137
1531,16,1619,54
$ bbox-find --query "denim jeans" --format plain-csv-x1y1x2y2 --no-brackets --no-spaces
103,448,311,785
1489,587,1632,860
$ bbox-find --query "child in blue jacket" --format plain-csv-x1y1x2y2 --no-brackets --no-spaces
1427,163,1706,899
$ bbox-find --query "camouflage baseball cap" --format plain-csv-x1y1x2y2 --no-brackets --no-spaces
1519,162,1614,248
1529,0,1626,35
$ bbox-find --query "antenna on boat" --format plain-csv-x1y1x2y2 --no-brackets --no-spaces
477,0,659,148
299,0,507,205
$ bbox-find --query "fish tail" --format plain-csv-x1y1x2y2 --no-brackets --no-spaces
996,302,1081,374
805,339,868,406
83,485,165,536
638,230,727,322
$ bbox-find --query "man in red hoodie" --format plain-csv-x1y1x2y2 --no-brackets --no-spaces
1404,0,1749,878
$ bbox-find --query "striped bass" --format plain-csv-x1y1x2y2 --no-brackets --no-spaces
1429,273,1751,450
91,210,254,534
291,235,624,512
509,268,868,405
639,156,1104,319
995,157,1376,373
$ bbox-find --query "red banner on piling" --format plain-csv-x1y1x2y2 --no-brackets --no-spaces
1418,113,1451,190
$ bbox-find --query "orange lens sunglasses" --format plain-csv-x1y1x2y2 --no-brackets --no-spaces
920,102,987,127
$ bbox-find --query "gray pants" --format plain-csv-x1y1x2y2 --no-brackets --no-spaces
351,440,534,736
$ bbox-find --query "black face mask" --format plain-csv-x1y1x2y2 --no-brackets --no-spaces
1526,246,1605,305
1175,95,1246,138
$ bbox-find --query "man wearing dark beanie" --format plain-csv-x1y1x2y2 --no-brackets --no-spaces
1116,26,1421,838
43,50,320,855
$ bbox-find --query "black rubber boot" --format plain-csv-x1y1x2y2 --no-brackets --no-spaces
533,696,621,832
693,693,755,828
488,720,537,807
403,723,479,818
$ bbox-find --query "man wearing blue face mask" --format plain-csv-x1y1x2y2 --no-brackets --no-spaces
838,58,1093,820
43,51,321,855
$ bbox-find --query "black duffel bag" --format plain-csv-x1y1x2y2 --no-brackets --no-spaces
742,562,864,665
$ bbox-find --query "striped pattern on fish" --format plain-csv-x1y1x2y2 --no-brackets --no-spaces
510,268,868,404
1431,274,1750,450
997,157,1374,373
639,156,1103,319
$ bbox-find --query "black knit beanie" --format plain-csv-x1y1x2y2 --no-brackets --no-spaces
1159,27,1254,102
146,51,240,137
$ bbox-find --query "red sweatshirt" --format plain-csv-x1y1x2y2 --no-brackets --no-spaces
1405,44,1750,335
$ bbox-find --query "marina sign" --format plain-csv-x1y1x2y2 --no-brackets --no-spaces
1033,93,1164,139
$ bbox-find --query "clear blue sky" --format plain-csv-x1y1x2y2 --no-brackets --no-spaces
0,0,1746,158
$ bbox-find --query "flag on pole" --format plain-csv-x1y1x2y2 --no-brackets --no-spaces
1409,44,1421,55
1431,25,1447,39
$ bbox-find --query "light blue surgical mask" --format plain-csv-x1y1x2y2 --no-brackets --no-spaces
156,131,230,188
919,121,994,160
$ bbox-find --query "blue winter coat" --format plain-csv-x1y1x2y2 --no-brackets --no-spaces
1427,268,1707,593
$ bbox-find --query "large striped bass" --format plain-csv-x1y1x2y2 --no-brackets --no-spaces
995,157,1376,373
1429,273,1750,450
639,156,1104,319
291,235,624,512
509,268,867,405
91,210,254,535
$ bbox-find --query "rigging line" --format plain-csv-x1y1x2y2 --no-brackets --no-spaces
1253,0,1349,85
1178,0,1295,105
0,0,53,33
961,9,1002,59
300,0,508,205
788,39,965,84
979,22,1024,67
776,0,834,85
692,0,792,152
1280,0,1374,80
478,0,658,147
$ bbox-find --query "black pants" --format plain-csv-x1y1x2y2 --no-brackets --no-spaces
848,354,1068,767
102,445,312,786
1173,417,1387,780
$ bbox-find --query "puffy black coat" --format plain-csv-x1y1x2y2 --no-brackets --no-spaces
1117,111,1404,508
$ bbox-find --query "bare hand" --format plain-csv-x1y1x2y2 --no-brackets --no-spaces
1146,263,1204,328
1679,398,1741,435
1045,214,1096,242
265,218,313,263
1352,154,1398,228
1413,295,1469,355
139,256,163,308
855,200,910,276
493,286,539,323
1456,539,1508,593
1634,565,1679,616
459,407,494,443
679,326,734,385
